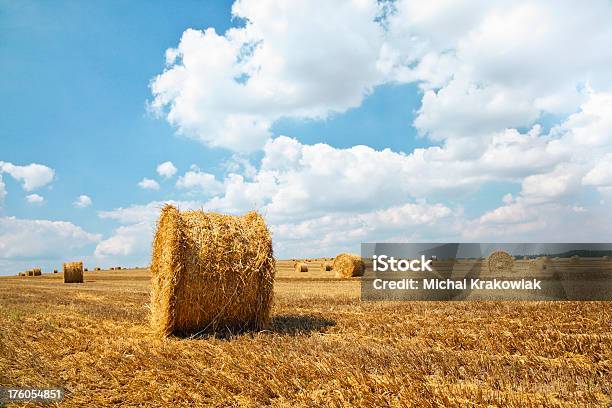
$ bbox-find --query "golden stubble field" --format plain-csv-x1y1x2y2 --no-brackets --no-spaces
0,259,610,407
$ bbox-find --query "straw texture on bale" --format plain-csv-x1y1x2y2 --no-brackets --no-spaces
322,262,333,271
32,268,41,276
150,204,275,337
63,261,84,283
333,253,365,278
27,270,34,276
295,263,308,273
487,251,514,275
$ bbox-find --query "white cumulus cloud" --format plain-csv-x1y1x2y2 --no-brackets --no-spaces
150,0,388,152
0,161,55,191
73,195,92,208
0,175,6,207
156,161,177,179
25,194,44,204
138,178,160,190
0,216,100,260
176,166,223,195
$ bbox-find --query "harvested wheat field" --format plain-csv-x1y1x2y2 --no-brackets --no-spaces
0,265,611,407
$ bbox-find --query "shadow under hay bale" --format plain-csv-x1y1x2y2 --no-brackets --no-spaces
295,262,308,273
270,315,336,335
177,315,336,340
333,253,365,278
63,261,84,283
150,204,275,338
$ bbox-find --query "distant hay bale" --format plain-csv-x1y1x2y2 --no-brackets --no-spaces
84,268,88,272
487,251,514,275
27,270,34,276
94,267,101,271
150,204,275,338
18,272,26,277
321,262,332,271
333,253,365,278
32,268,42,276
295,262,308,273
53,269,58,273
63,261,84,283
117,266,122,270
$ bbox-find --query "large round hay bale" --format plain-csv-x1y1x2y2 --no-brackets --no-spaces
295,262,308,273
26,270,34,276
487,251,514,274
63,261,84,283
321,262,332,271
150,204,275,337
32,268,42,276
333,253,365,278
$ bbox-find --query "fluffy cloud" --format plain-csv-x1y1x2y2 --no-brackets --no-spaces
386,0,612,140
0,161,55,191
150,0,387,152
138,178,160,190
151,0,612,151
73,195,92,208
176,166,223,195
583,157,612,188
0,216,100,260
0,175,6,206
25,194,44,204
156,161,177,179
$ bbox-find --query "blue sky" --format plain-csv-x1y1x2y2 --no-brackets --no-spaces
1,0,612,274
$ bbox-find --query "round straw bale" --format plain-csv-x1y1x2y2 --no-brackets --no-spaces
94,267,101,271
487,251,514,275
53,269,58,273
333,253,365,278
32,268,42,276
63,261,84,283
27,270,34,276
18,272,25,276
295,262,308,273
321,262,332,271
150,204,275,337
